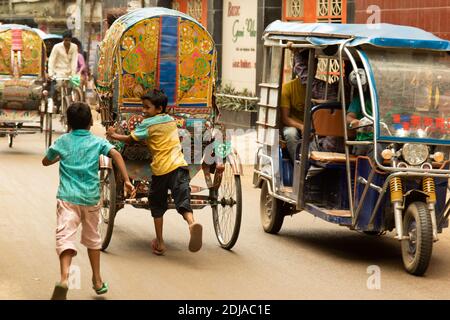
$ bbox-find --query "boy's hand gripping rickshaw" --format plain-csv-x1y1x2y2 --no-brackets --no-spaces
94,8,242,251
254,22,450,276
0,24,52,148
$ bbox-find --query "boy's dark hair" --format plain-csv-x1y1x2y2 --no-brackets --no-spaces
62,30,72,39
141,89,169,113
67,102,92,130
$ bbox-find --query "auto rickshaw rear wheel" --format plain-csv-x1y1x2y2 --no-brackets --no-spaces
260,180,284,234
401,201,433,276
99,167,117,251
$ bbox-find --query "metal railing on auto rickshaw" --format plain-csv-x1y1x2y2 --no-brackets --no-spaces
94,7,243,251
253,22,450,276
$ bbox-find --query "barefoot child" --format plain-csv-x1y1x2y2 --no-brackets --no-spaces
43,102,134,300
107,89,202,255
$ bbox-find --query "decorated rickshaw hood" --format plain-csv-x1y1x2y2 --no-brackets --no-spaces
264,21,450,51
94,7,215,96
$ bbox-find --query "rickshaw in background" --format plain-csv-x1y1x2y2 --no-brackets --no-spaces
94,8,242,251
32,28,62,58
0,24,52,148
253,22,450,275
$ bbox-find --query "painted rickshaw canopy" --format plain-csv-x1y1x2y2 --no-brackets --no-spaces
0,24,45,77
95,7,216,119
264,21,450,51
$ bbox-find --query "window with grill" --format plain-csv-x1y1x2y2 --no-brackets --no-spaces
317,0,344,23
283,0,346,23
172,1,180,11
285,0,304,21
187,0,203,22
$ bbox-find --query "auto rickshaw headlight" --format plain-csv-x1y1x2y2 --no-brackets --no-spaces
381,149,394,161
402,143,429,166
432,151,445,163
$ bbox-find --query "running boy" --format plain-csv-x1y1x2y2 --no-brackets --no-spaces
43,102,134,300
106,89,202,255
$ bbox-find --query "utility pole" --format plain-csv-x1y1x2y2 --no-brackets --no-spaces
76,0,86,45
8,0,12,21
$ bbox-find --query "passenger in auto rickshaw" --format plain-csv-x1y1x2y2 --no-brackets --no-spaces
281,48,343,162
346,68,384,163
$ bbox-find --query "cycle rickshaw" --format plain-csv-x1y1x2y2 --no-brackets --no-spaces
94,8,243,251
0,24,51,148
253,22,450,275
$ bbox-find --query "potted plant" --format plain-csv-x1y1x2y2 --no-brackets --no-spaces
215,84,258,128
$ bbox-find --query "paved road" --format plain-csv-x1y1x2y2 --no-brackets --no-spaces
1,118,450,300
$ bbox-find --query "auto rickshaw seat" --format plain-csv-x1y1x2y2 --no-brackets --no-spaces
310,102,356,164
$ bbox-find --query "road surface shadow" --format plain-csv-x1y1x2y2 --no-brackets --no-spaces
279,229,401,265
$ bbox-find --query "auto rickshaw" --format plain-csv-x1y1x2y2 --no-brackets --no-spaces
0,24,51,148
253,22,450,276
94,8,242,251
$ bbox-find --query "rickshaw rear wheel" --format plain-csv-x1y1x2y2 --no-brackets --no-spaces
260,180,284,234
44,113,53,148
401,201,433,276
211,162,242,250
99,167,117,251
8,134,13,148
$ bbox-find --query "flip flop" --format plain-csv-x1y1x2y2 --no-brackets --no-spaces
189,223,203,252
93,282,108,295
151,239,166,256
51,282,68,300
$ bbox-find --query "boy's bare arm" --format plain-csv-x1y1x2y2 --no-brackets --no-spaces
106,127,134,143
42,156,60,166
108,149,135,197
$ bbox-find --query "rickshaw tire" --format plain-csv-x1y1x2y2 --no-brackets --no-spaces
72,88,83,103
8,134,13,148
211,174,242,250
260,181,284,234
401,201,433,276
100,167,117,251
45,113,53,148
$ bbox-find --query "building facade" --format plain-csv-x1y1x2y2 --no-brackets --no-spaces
354,0,450,40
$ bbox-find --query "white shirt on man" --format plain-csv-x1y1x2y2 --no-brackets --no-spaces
48,42,78,78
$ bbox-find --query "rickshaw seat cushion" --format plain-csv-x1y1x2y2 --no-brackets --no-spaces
0,77,43,111
312,108,345,137
310,151,357,163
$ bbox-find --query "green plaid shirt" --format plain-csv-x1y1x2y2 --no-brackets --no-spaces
46,130,114,206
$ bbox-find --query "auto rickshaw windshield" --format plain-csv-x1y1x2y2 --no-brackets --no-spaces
365,48,450,142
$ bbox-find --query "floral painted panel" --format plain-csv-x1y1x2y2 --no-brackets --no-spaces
95,20,126,95
177,18,215,110
119,18,160,107
0,31,12,75
21,30,43,76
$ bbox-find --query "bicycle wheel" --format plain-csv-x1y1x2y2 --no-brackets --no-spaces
99,167,117,251
211,162,242,250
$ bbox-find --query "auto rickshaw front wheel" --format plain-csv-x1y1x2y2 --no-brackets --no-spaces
260,180,284,234
401,201,433,276
99,167,117,251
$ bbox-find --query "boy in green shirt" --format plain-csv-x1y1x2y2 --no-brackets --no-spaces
43,102,134,300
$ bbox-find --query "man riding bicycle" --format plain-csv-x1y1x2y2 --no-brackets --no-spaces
47,30,78,112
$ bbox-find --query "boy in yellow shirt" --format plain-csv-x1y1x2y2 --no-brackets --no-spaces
107,89,202,255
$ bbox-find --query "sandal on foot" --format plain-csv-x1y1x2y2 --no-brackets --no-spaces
189,223,203,252
151,239,166,256
51,282,68,300
93,282,108,295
